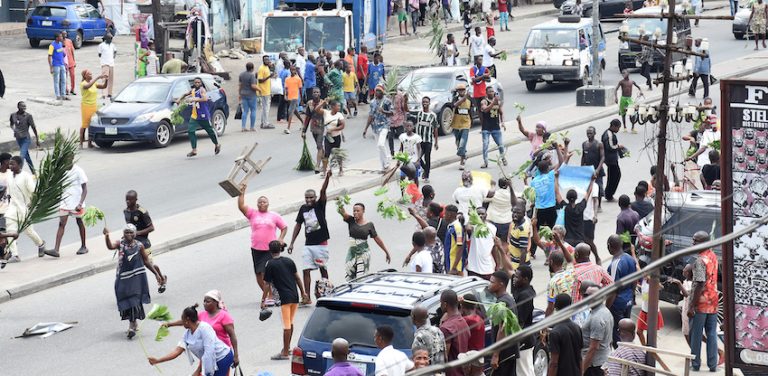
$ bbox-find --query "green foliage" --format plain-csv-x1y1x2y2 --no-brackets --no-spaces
539,130,569,152
296,139,316,171
538,226,553,242
374,186,389,196
394,152,411,164
708,140,720,151
522,186,536,205
513,102,526,115
486,302,522,336
336,192,352,214
468,205,490,238
427,15,444,55
498,51,508,61
147,304,173,322
170,103,187,126
329,148,349,169
82,206,105,227
620,230,632,244
380,66,422,100
686,146,697,158
155,325,170,342
513,160,532,180
38,133,48,142
376,198,409,221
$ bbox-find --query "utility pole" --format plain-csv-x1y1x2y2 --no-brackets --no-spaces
590,0,600,86
151,0,165,66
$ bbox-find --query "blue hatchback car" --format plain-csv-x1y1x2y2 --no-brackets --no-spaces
88,74,229,149
26,2,115,49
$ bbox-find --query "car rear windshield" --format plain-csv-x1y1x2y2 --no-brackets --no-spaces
302,305,414,349
33,6,68,18
525,29,576,49
114,82,171,103
662,208,720,239
627,18,666,36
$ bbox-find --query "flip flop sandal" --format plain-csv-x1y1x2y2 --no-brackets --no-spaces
270,353,290,360
215,144,221,155
127,329,136,340
186,151,197,158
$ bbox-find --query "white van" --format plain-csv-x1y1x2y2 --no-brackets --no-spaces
518,15,606,92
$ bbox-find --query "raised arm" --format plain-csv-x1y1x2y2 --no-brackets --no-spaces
517,115,529,138
554,170,562,204
319,170,332,202
237,184,249,216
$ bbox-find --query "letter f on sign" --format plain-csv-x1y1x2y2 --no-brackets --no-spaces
745,86,768,104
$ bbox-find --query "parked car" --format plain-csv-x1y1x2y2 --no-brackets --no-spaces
26,2,115,49
617,6,691,72
88,74,229,149
397,66,505,136
634,190,723,320
291,271,550,376
519,16,606,92
560,0,644,18
733,4,752,39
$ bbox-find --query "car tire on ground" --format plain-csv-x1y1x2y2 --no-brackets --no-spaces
580,67,590,87
95,140,114,148
73,30,83,49
152,120,173,148
533,342,549,376
29,38,40,48
734,32,744,40
212,109,227,137
525,80,537,92
438,106,454,136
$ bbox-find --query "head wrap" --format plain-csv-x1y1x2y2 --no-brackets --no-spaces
535,121,547,131
123,223,137,233
204,289,225,310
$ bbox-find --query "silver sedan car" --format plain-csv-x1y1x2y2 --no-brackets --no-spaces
397,66,504,135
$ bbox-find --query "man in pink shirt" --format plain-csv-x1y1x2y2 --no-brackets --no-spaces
238,184,288,306
61,30,77,95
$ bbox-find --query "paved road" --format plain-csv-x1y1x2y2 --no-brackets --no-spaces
1,8,744,262
0,70,738,374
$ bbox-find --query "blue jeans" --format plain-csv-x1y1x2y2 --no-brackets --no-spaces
212,350,234,376
16,137,35,173
453,128,469,157
481,129,505,163
730,0,738,15
52,65,66,98
689,312,718,370
241,96,257,130
499,12,509,30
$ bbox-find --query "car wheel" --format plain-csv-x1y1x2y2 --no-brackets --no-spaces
734,32,744,40
153,120,173,148
525,80,537,92
95,140,114,148
533,343,549,376
74,30,83,49
212,109,227,137
29,38,40,48
580,67,590,87
439,106,453,136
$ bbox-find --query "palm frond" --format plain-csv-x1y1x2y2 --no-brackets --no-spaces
15,130,78,234
427,14,445,56
380,66,423,102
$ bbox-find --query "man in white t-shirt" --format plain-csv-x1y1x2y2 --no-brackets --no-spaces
466,207,499,278
582,180,602,265
452,171,489,216
97,33,117,99
688,116,720,167
408,231,433,273
481,37,505,78
399,121,423,179
45,159,89,258
468,26,485,60
375,325,414,376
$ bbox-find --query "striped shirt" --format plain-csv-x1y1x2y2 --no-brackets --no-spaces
572,262,614,302
603,345,646,376
508,217,531,269
415,110,438,144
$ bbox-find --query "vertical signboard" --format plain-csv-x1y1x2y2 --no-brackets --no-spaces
722,80,768,376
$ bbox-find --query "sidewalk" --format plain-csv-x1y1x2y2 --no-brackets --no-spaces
0,22,25,37
2,47,766,303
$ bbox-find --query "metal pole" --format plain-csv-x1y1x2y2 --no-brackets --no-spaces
645,0,677,367
196,19,202,74
151,0,165,66
591,0,600,86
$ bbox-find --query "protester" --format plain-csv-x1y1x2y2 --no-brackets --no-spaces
531,148,564,231
407,231,433,273
46,157,88,257
415,96,439,182
9,101,40,174
257,55,275,129
412,346,431,370
460,293,485,376
581,286,614,376
440,33,460,66
367,54,385,100
465,207,499,279
686,115,720,172
375,325,414,376
363,85,394,171
486,178,515,253
637,35,654,90
688,231,720,372
142,41,159,76
104,224,163,339
48,32,67,101
616,195,640,250
468,26,485,58
571,243,613,304
177,77,221,158
411,305,446,365
304,55,317,103
451,83,472,169
452,170,489,216
388,89,408,156
440,289,471,376
480,86,506,168
749,0,768,50
288,172,332,305
630,185,653,218
342,63,358,117
512,265,536,376
61,30,76,96
508,202,532,270
545,250,574,317
603,319,646,376
602,119,624,201
469,55,489,123
700,150,720,190
124,190,167,290
302,88,325,173
547,294,583,376
399,121,423,180
489,271,518,375
409,0,421,34
689,38,712,98
238,62,260,131
5,155,49,262
275,59,290,124
80,70,108,148
614,70,643,133
356,46,369,104
264,240,308,360
338,202,391,280
555,170,596,247
163,290,240,368
498,0,510,31
518,116,547,159
605,234,638,347
481,37,504,78
148,304,234,374
326,338,364,376
318,100,346,175
97,33,117,100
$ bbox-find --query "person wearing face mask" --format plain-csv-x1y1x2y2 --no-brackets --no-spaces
104,224,164,339
337,202,391,281
148,304,234,375
97,33,117,100
176,77,221,158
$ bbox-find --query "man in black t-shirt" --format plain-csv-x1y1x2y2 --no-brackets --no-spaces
124,190,166,291
548,294,583,376
288,171,331,305
512,265,537,374
700,150,720,190
264,240,308,360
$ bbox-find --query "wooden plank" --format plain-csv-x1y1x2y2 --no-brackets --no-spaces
617,342,696,359
607,356,678,376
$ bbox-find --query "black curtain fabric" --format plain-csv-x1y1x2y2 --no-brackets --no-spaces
223,0,241,20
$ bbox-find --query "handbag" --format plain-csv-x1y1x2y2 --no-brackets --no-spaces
234,103,243,120
233,365,244,375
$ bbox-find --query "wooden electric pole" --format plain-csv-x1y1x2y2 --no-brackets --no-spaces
152,0,165,66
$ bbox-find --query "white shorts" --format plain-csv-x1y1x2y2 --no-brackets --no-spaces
303,245,329,270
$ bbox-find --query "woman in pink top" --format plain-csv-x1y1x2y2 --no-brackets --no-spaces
516,115,547,158
164,290,240,368
238,184,288,306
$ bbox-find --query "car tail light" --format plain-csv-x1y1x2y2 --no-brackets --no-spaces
27,18,32,25
291,347,306,375
61,20,71,27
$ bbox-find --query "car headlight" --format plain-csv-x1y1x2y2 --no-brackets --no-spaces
132,113,156,123
90,115,99,127
132,111,169,124
526,60,534,66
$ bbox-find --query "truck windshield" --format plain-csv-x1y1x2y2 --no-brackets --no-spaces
306,16,346,52
525,29,576,49
264,17,304,53
627,18,666,36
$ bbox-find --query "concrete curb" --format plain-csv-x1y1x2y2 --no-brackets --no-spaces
0,25,25,37
3,54,766,304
